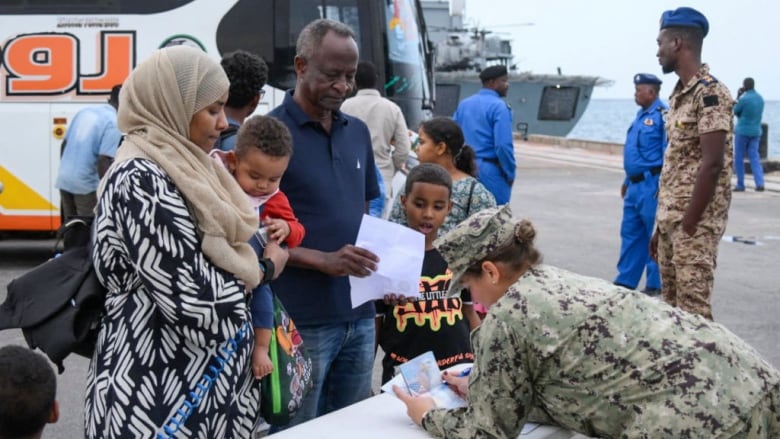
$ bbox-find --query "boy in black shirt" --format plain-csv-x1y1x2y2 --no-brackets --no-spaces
376,164,480,384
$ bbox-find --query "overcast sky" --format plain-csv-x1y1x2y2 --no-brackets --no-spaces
462,0,776,100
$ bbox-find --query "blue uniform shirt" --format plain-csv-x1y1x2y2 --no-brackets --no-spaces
453,89,516,182
56,104,121,194
268,90,380,325
623,97,668,185
734,90,764,137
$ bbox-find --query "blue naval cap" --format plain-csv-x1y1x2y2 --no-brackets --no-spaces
660,7,709,37
634,73,662,86
479,65,508,82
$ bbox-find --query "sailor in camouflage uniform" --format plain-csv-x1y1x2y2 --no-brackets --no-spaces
394,205,780,438
651,7,733,320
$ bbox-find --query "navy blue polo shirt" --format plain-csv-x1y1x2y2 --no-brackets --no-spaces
268,90,380,325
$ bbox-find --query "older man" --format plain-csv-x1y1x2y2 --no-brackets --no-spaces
267,19,380,427
651,7,734,320
614,73,667,296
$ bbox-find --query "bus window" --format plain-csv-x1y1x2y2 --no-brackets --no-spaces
279,0,326,88
323,1,360,38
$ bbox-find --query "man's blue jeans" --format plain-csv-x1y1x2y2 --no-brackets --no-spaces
734,134,765,189
270,318,375,431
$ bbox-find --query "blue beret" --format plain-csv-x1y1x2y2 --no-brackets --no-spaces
634,73,662,85
660,7,709,37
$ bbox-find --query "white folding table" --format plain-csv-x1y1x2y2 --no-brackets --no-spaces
271,392,584,439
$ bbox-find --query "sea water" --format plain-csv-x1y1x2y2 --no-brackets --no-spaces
569,99,780,158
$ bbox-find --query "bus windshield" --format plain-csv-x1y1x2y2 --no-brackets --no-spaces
384,0,429,100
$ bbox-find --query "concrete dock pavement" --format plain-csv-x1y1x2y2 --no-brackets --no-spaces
523,135,780,192
0,139,778,438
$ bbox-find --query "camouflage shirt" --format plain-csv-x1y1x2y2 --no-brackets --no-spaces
656,64,733,231
422,265,780,438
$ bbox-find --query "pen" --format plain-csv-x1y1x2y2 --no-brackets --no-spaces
457,367,472,377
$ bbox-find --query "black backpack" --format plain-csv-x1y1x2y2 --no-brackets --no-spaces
0,217,106,373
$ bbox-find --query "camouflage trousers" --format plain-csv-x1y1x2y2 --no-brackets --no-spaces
656,222,723,320
719,383,780,438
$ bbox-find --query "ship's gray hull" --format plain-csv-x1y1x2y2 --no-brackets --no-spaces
434,71,600,138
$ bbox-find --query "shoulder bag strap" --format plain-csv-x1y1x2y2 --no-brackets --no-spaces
465,179,477,217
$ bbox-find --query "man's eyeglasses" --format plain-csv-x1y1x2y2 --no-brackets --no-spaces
258,89,266,99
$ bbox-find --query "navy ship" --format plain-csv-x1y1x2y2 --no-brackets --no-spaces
422,0,611,138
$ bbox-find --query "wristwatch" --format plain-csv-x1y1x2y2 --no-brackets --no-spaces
258,258,275,285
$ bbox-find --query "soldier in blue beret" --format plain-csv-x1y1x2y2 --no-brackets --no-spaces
660,6,709,37
614,73,667,296
653,7,734,320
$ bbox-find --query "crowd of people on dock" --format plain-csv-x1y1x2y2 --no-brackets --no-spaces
1,6,778,439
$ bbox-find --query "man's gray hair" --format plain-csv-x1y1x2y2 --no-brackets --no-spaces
296,18,356,60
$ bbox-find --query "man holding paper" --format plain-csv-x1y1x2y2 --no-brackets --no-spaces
267,19,380,428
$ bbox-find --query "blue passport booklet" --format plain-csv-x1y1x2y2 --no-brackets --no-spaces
398,351,467,409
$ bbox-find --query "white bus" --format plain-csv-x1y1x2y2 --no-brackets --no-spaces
0,0,434,233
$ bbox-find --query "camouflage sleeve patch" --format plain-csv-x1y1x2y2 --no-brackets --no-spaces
698,83,733,135
702,95,719,107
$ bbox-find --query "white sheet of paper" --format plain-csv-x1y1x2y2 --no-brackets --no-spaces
349,214,425,308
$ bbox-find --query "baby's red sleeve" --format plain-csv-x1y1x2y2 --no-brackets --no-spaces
261,191,305,248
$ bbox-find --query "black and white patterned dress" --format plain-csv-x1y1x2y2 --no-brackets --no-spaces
86,159,260,438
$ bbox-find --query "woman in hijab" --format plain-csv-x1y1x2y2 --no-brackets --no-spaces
85,46,288,438
394,206,780,439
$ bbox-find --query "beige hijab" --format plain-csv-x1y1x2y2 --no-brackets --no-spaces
101,46,260,288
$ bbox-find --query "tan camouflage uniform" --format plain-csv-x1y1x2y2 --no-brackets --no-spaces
426,206,780,439
656,63,733,320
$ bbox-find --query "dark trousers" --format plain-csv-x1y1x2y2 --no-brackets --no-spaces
60,190,97,218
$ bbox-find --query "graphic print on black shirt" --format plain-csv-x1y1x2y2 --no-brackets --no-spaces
377,249,474,383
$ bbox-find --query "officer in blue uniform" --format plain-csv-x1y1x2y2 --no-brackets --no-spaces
615,73,667,295
453,65,516,205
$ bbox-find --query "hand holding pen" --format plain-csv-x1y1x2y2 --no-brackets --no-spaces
441,367,471,398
